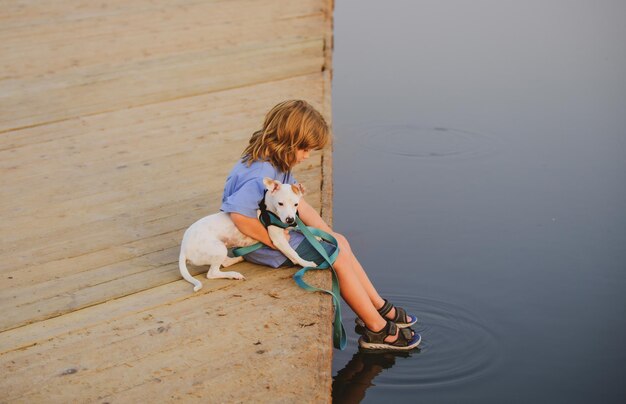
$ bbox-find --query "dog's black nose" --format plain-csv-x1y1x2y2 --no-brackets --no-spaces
286,217,295,224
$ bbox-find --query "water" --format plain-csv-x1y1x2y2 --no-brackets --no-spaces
330,1,626,402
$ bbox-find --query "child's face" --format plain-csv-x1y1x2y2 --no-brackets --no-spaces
295,149,311,165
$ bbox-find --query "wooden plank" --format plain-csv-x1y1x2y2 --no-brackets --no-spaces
1,73,324,263
0,71,319,151
0,38,325,132
0,71,327,331
0,264,332,402
0,180,322,331
0,181,319,296
2,172,323,287
0,164,322,276
1,3,324,78
0,263,248,354
0,0,335,400
0,0,328,132
0,188,323,332
0,0,320,32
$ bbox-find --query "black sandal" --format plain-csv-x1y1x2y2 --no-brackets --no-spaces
356,299,418,328
358,320,421,351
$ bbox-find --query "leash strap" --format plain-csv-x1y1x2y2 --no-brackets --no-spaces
292,216,346,350
231,216,347,350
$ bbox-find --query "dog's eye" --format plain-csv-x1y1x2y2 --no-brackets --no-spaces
278,202,284,206
295,203,298,207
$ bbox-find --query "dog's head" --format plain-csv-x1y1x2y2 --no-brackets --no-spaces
262,177,305,225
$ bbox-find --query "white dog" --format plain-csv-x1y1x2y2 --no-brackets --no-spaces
179,177,317,291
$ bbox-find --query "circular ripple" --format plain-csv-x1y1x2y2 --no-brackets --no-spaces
338,294,502,389
337,124,499,160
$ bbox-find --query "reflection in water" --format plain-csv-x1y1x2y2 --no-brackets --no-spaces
372,294,501,387
332,349,414,404
332,294,501,402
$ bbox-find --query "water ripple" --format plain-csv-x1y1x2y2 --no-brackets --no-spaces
336,124,499,161
336,294,502,391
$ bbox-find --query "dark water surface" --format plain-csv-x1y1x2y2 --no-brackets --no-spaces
330,1,626,402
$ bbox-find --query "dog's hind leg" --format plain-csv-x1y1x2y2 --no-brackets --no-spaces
205,242,245,280
221,256,244,268
207,262,246,280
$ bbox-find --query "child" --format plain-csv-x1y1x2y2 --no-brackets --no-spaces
220,100,420,350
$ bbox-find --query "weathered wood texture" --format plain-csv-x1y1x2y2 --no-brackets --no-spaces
0,0,334,402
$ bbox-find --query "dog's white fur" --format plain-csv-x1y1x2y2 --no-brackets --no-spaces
179,177,316,291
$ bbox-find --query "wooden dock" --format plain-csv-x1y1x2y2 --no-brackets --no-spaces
0,1,334,401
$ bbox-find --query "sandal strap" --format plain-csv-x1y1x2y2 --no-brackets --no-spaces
398,328,413,343
363,321,414,347
387,325,414,348
387,321,397,340
379,299,413,324
394,306,408,323
363,321,397,344
377,299,394,317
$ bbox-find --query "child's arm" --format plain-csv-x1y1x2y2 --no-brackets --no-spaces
297,198,333,233
230,212,283,249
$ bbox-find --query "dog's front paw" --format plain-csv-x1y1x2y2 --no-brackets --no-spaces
299,260,317,268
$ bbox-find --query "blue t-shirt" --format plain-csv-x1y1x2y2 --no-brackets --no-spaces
220,159,306,268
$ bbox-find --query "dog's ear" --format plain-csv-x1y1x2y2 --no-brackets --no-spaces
292,183,305,196
263,177,281,193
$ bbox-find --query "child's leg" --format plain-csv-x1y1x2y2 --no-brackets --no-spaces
333,247,386,332
332,233,385,307
332,232,404,321
331,240,415,343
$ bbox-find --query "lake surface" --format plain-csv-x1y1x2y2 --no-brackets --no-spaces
330,1,626,402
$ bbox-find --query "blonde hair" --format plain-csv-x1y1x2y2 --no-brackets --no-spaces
242,100,330,172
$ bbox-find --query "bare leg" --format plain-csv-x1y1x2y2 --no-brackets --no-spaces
332,243,400,343
333,233,402,321
333,234,384,306
333,249,385,330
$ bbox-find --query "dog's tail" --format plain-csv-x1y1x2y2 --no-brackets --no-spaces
179,251,203,292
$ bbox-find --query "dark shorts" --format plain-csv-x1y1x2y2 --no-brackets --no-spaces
280,238,338,267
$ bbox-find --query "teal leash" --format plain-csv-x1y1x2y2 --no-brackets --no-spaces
292,216,347,350
232,215,347,350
